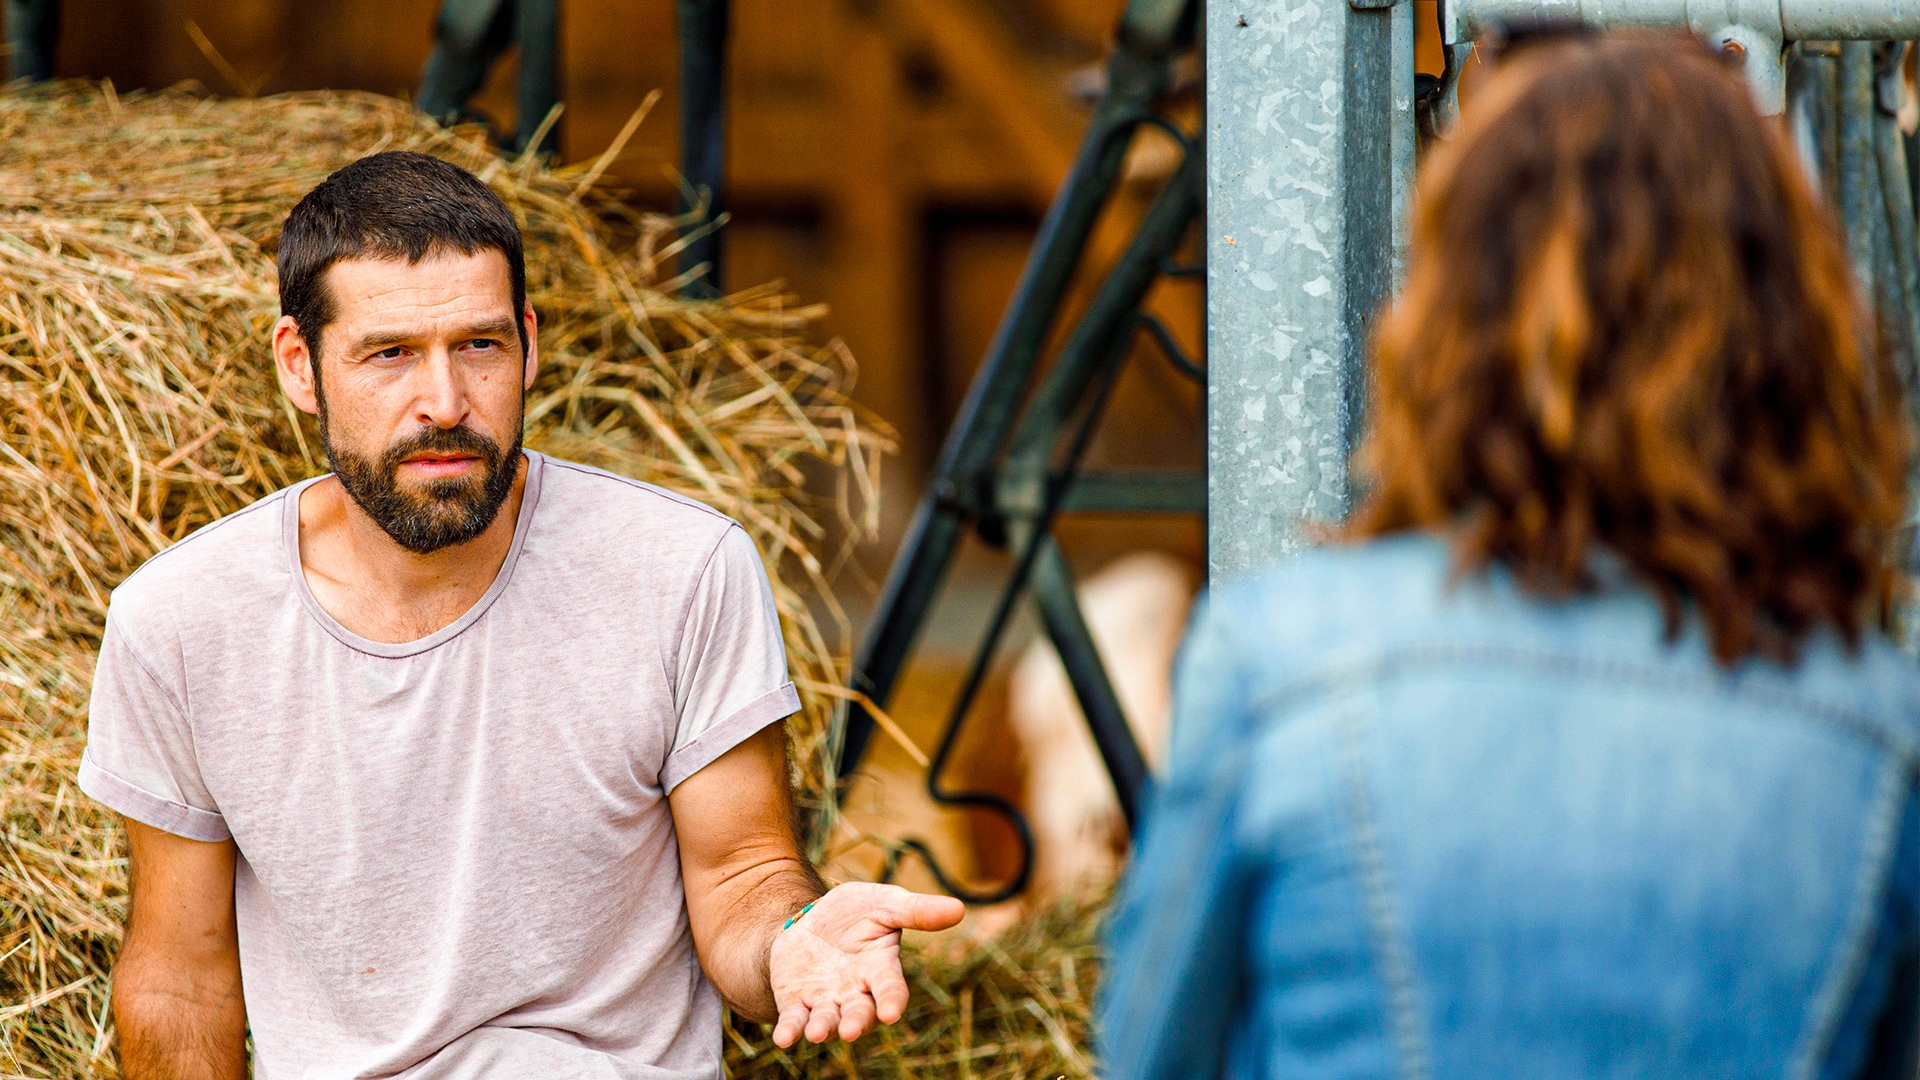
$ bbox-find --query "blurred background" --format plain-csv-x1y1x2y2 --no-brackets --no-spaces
14,0,1449,904
33,0,1205,571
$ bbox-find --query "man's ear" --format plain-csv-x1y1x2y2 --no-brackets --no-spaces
273,316,320,416
521,299,540,392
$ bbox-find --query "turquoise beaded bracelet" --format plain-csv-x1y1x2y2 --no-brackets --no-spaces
782,901,816,931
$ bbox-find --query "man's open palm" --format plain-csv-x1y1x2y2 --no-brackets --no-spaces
768,882,966,1045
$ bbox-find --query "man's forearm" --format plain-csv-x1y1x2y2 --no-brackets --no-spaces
697,854,825,1021
114,946,247,1080
673,716,970,1046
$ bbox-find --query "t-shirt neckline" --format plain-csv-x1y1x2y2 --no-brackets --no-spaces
281,450,547,659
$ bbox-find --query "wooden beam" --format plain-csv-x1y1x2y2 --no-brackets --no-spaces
828,11,929,475
875,0,1084,206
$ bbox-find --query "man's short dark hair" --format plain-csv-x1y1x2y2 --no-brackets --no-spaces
277,151,529,368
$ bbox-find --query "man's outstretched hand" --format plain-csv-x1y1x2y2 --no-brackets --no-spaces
768,881,966,1046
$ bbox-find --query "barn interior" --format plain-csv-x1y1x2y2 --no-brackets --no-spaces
9,0,1920,1074
30,0,1270,907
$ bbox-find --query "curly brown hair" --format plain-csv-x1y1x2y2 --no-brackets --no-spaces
1349,31,1910,664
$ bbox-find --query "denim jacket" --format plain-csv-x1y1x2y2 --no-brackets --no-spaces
1099,535,1920,1080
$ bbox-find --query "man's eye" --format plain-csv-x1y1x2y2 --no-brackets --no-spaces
467,338,500,351
373,346,407,360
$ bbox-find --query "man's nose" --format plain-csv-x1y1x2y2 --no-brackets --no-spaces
413,346,470,429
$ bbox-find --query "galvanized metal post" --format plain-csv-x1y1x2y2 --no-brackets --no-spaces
1874,45,1920,382
1839,41,1879,293
1391,0,1417,281
1205,0,1406,577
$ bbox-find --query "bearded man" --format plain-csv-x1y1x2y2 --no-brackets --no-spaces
78,150,963,1079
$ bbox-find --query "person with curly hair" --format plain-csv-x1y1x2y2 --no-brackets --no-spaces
1101,31,1919,1080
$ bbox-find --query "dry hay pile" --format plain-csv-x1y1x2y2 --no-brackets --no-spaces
0,83,1099,1078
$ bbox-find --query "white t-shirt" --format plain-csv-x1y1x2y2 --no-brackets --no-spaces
80,451,799,1079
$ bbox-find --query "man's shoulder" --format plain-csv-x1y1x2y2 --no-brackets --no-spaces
531,453,741,551
105,484,299,651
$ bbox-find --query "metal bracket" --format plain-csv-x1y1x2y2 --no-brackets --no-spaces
1709,24,1787,114
1426,41,1472,138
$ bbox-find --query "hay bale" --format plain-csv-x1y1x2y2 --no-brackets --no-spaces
0,82,1095,1078
0,601,114,1071
0,83,885,707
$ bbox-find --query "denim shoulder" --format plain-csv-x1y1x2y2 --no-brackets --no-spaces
1166,535,1455,769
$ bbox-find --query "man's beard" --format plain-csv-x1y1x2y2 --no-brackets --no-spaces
321,418,523,555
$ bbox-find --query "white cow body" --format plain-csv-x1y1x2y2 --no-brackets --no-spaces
1006,551,1196,903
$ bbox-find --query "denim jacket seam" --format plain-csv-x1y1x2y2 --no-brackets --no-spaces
1337,692,1435,1080
1789,759,1910,1080
1242,643,1917,760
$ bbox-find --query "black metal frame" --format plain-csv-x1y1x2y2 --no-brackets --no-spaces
418,0,729,285
834,0,1204,904
6,0,60,83
416,0,562,156
678,0,729,298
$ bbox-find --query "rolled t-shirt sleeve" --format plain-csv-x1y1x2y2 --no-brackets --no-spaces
661,524,800,792
78,613,229,842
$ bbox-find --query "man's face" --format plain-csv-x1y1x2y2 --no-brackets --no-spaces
284,249,537,554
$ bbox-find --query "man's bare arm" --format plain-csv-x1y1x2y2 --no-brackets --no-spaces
114,817,247,1079
669,723,825,1021
671,723,964,1044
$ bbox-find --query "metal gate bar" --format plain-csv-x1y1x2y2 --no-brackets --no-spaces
833,0,1202,902
678,0,729,297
